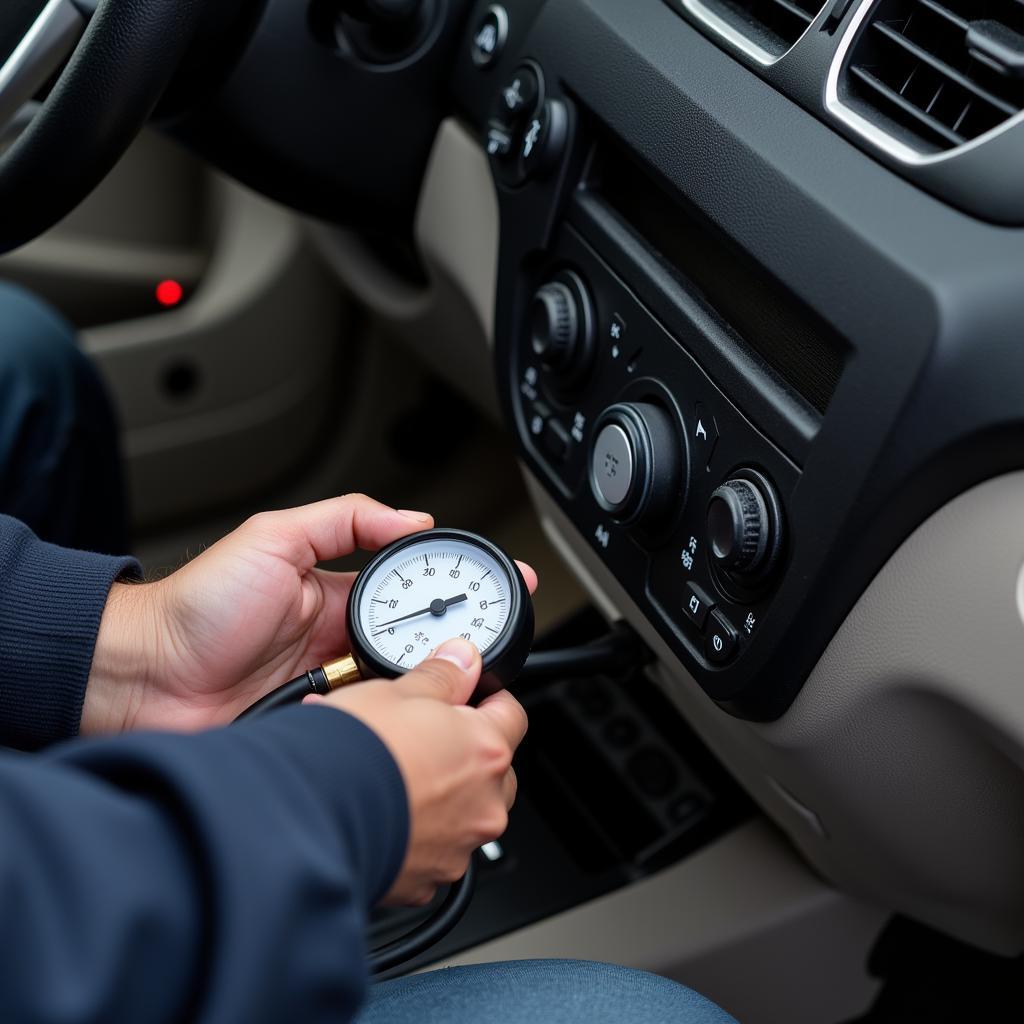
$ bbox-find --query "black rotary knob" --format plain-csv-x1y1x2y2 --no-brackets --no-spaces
589,402,685,527
707,476,778,575
529,272,594,381
531,282,577,370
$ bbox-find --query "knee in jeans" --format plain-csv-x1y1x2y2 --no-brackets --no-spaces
0,282,83,400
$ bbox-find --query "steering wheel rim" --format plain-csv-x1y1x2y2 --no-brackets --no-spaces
0,0,204,253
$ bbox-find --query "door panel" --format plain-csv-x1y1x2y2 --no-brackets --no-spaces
1,131,350,532
0,130,211,327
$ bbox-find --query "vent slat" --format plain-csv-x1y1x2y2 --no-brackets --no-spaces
915,0,968,33
842,0,1024,154
767,0,816,27
849,65,968,145
685,0,827,59
872,22,1019,116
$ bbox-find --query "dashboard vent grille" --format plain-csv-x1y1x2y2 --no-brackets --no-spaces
681,0,826,62
843,0,1024,152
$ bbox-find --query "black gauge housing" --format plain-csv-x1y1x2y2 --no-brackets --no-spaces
347,528,535,703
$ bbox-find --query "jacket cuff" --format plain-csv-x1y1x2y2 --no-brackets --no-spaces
0,517,139,751
236,706,411,905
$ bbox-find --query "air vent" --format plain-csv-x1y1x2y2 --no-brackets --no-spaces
835,0,1024,156
677,0,827,64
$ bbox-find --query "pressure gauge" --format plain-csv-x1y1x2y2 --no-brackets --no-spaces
347,529,534,701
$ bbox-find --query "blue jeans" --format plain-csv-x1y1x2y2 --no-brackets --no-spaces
0,282,127,553
356,960,737,1024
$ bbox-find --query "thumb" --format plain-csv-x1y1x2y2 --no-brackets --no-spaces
397,638,482,706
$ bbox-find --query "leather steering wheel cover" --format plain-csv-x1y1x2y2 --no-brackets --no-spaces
0,0,204,253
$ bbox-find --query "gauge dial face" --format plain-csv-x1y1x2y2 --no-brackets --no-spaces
355,537,514,672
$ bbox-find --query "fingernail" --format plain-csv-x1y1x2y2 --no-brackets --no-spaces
302,694,326,706
398,509,432,523
433,637,477,671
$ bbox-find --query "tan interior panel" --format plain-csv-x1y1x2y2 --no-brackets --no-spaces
436,819,884,1024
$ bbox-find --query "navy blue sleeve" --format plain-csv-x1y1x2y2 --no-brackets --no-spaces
0,705,410,1023
0,514,139,750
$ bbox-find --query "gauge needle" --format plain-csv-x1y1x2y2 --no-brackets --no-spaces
373,594,468,634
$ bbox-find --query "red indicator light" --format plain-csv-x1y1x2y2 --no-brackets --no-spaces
155,279,184,308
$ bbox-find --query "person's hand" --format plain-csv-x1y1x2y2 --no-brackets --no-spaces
305,636,527,906
82,494,538,734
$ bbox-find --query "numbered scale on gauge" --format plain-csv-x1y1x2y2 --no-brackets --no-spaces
347,529,534,701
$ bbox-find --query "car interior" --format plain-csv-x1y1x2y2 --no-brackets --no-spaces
3,0,1024,1020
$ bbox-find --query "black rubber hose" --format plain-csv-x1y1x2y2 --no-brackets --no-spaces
367,860,477,975
233,668,331,720
518,621,646,682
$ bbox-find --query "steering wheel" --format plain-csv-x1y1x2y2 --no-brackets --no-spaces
0,0,204,253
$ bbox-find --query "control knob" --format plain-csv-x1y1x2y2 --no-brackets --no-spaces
706,473,782,578
589,402,685,527
529,271,594,383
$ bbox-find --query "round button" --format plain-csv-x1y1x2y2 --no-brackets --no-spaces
531,282,577,371
591,423,635,511
588,401,685,527
471,5,508,68
707,475,780,577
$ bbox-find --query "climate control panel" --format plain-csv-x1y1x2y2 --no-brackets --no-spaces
510,225,800,702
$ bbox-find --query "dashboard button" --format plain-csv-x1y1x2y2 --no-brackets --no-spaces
471,5,508,67
542,418,571,462
500,66,539,120
520,99,568,180
591,422,635,510
527,401,549,440
588,401,685,526
485,123,513,158
609,312,627,353
705,610,738,664
692,403,719,468
683,582,714,631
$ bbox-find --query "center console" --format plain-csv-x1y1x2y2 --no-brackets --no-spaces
450,0,1024,721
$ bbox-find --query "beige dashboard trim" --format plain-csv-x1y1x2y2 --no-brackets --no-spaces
414,117,500,347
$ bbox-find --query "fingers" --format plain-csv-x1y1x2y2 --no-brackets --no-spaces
395,638,482,706
474,689,528,751
502,767,518,810
244,494,434,569
515,560,538,595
